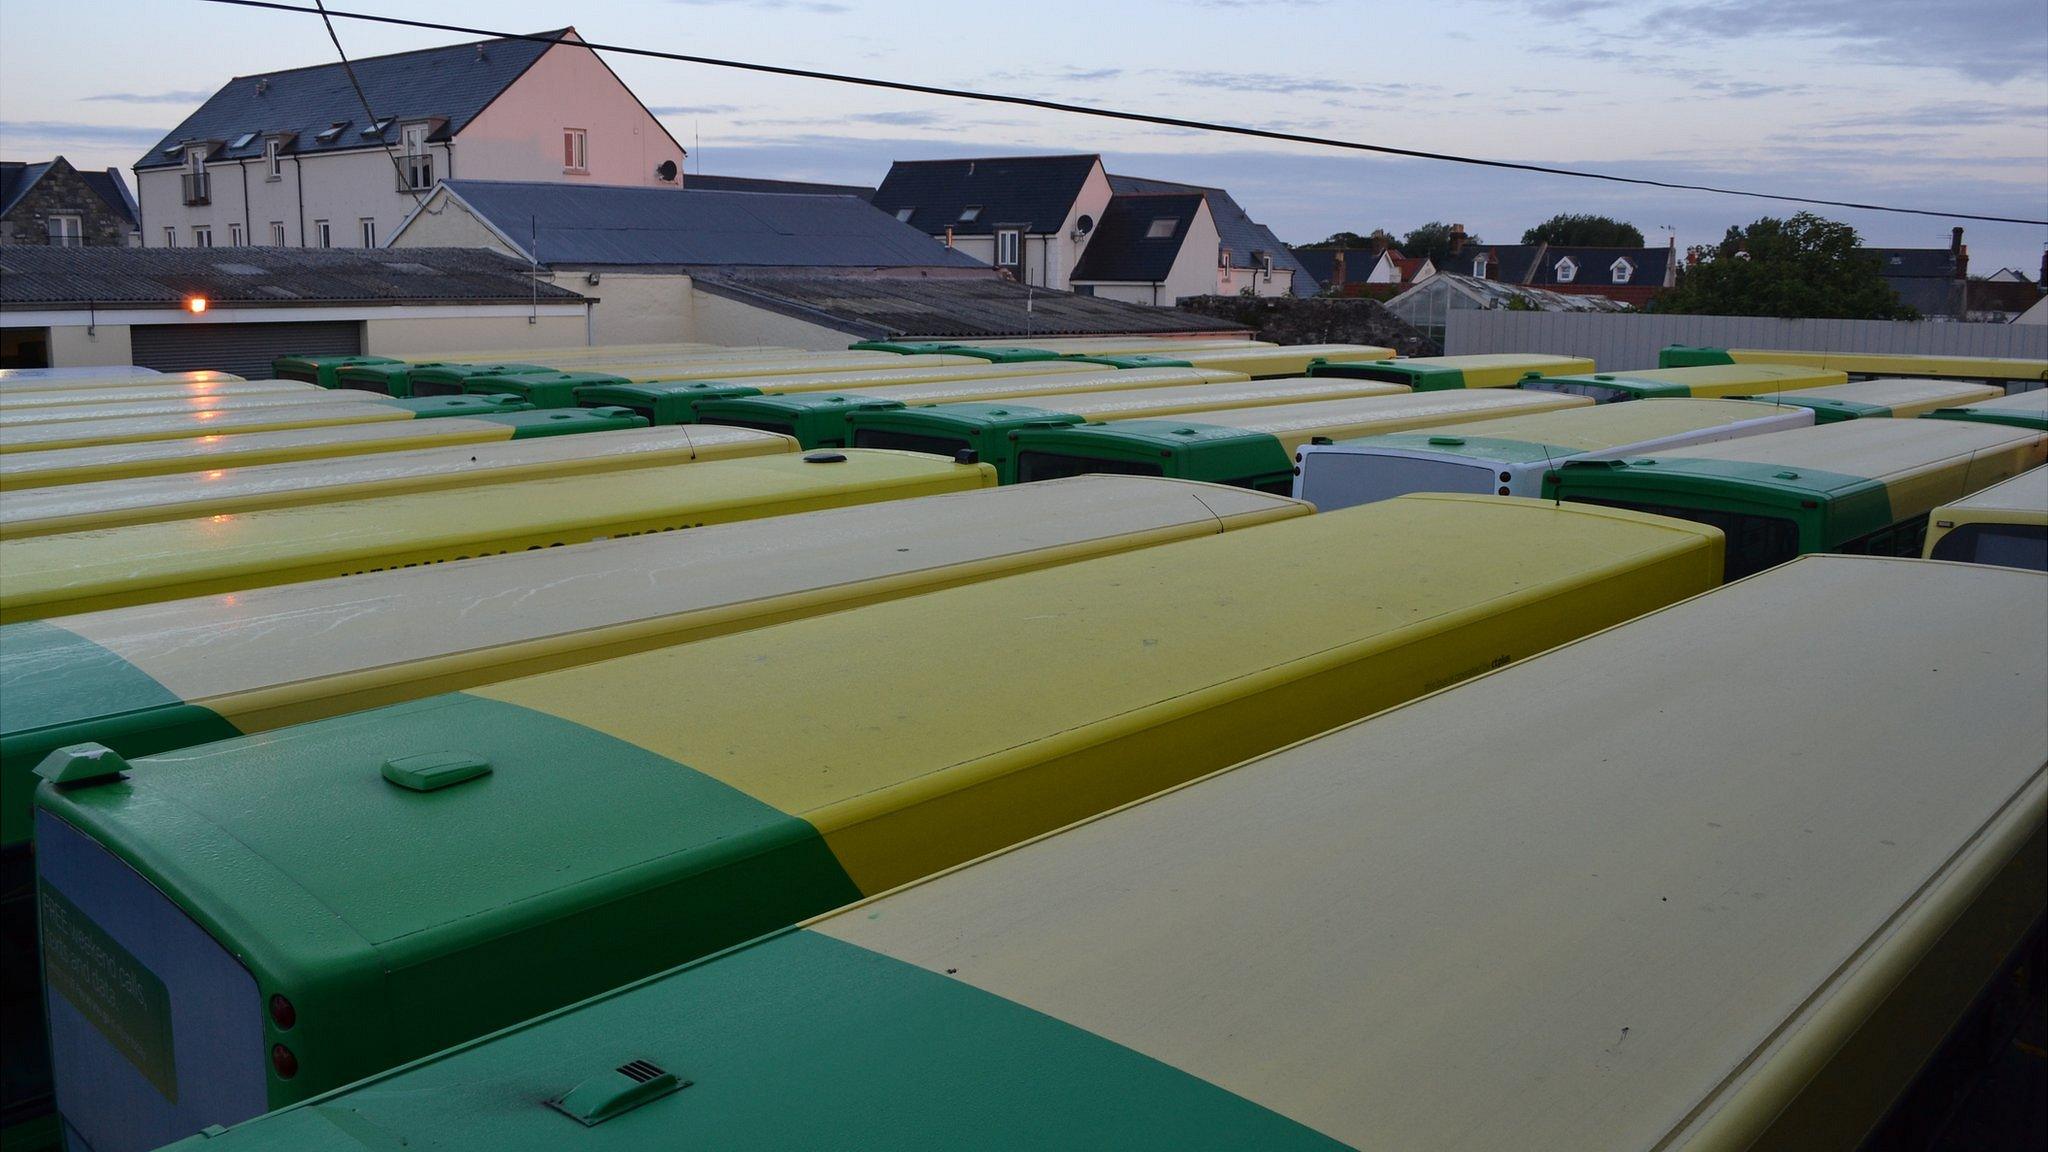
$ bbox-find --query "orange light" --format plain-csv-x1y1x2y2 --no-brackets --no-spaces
187,297,209,314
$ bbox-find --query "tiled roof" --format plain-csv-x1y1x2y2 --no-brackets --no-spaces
0,161,52,217
1524,245,1672,288
135,30,571,170
685,173,876,199
1871,247,1959,279
1107,175,1318,295
1070,193,1206,283
426,179,984,269
78,168,140,229
2,158,140,230
870,154,1100,236
691,272,1249,340
0,245,588,308
1390,272,1632,313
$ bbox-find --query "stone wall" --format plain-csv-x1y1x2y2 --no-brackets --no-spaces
1176,295,1438,355
1,158,136,247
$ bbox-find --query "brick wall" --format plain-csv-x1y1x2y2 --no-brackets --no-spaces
1,158,136,247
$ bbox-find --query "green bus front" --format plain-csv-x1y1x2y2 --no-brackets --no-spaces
694,394,908,449
270,355,400,390
572,381,765,425
405,364,558,398
463,372,627,410
847,403,1085,481
1009,420,1295,493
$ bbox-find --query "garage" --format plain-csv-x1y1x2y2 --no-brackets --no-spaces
131,320,360,380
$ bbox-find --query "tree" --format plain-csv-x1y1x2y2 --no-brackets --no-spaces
1654,212,1916,319
1306,228,1399,250
1521,214,1645,247
1400,222,1479,264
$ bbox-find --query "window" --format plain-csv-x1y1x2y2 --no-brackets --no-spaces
230,131,257,150
314,121,349,142
1221,249,1232,271
361,118,393,138
995,228,1020,267
228,223,244,246
1554,257,1577,283
163,226,178,247
1610,257,1633,284
563,128,588,173
45,215,82,247
265,138,283,180
1471,257,1487,278
314,220,332,248
192,226,212,248
270,221,287,246
958,206,982,222
1145,218,1177,239
399,124,434,191
360,218,378,248
894,207,914,223
182,146,210,205
1929,523,2048,571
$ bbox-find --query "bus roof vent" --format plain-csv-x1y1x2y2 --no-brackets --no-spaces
550,1059,688,1126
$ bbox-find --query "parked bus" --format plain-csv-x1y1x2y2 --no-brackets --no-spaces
1547,418,2047,580
0,409,645,490
149,554,2036,1152
743,378,1407,459
1729,376,2003,422
1920,388,2048,431
1065,343,1395,378
0,395,535,454
1308,352,1594,390
0,387,492,428
934,336,1273,354
1659,345,2048,390
34,493,1722,1149
573,365,1243,426
0,379,321,411
0,450,991,623
1011,389,1592,492
0,369,241,394
270,354,401,389
0,425,791,539
1519,363,1848,404
338,352,972,398
403,363,574,398
1923,466,2047,570
1295,398,1812,509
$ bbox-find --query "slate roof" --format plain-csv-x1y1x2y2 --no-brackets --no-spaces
136,30,571,170
1457,244,1542,282
1870,248,1964,317
1525,245,1672,288
0,246,587,308
1108,174,1319,296
870,154,1100,236
424,180,984,269
1070,193,1206,284
685,173,875,199
0,159,138,229
690,273,1249,340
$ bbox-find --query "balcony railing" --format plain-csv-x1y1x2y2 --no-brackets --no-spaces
400,154,433,193
181,171,211,206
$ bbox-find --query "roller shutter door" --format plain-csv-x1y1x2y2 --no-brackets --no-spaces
130,320,361,381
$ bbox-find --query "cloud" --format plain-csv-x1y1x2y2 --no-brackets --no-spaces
1690,79,1806,99
84,90,212,105
1649,0,2047,80
669,0,851,12
1823,100,2047,129
649,104,742,115
0,120,168,147
1064,67,1124,82
1174,71,1355,95
849,110,945,126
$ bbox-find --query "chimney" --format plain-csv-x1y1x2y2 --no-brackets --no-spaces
1950,227,1968,280
1332,249,1347,286
1449,223,1467,256
943,225,954,249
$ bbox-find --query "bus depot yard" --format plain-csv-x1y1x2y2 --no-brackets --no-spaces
0,340,2043,1152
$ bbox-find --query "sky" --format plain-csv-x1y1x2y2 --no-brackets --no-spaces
3,0,2044,275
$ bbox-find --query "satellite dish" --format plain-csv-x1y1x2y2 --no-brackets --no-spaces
1075,214,1094,235
656,160,679,182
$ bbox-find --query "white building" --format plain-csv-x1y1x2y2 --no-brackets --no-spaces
133,28,685,252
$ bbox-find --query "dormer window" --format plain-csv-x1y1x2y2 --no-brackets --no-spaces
1145,218,1178,239
1554,257,1578,283
895,207,915,223
1221,249,1233,271
1471,257,1488,278
230,132,257,149
958,206,982,223
1609,257,1634,284
265,138,285,180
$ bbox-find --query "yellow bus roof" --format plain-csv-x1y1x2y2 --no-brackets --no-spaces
1172,344,1393,375
1155,389,1592,451
1930,464,2048,522
0,426,794,539
1751,376,2004,415
840,366,1248,403
0,380,323,410
1938,389,2048,418
470,493,1722,894
1631,418,2046,487
0,449,991,623
1613,364,1849,393
641,360,1105,396
609,353,988,380
978,378,1410,421
49,477,1307,734
963,337,1272,353
0,388,402,428
814,554,2047,1151
0,417,527,489
1728,349,2048,381
421,343,777,364
0,369,243,393
1390,398,1809,454
0,401,418,453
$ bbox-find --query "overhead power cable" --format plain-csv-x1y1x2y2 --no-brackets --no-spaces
192,0,2047,226
308,0,427,209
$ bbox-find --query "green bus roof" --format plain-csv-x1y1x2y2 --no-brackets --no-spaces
693,393,908,449
405,363,560,396
269,355,400,389
1655,345,1738,368
462,372,628,410
1011,419,1291,489
486,407,649,439
333,361,452,397
1308,354,1592,391
847,403,1084,480
383,394,534,419
1063,354,1195,370
1920,389,2048,431
571,381,764,424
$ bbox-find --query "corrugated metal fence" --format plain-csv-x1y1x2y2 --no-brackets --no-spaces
1445,312,2048,372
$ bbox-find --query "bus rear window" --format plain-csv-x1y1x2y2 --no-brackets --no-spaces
1014,451,1165,484
852,428,972,458
1522,379,1634,404
1571,498,1799,580
700,418,798,438
409,380,466,397
1929,523,2048,571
